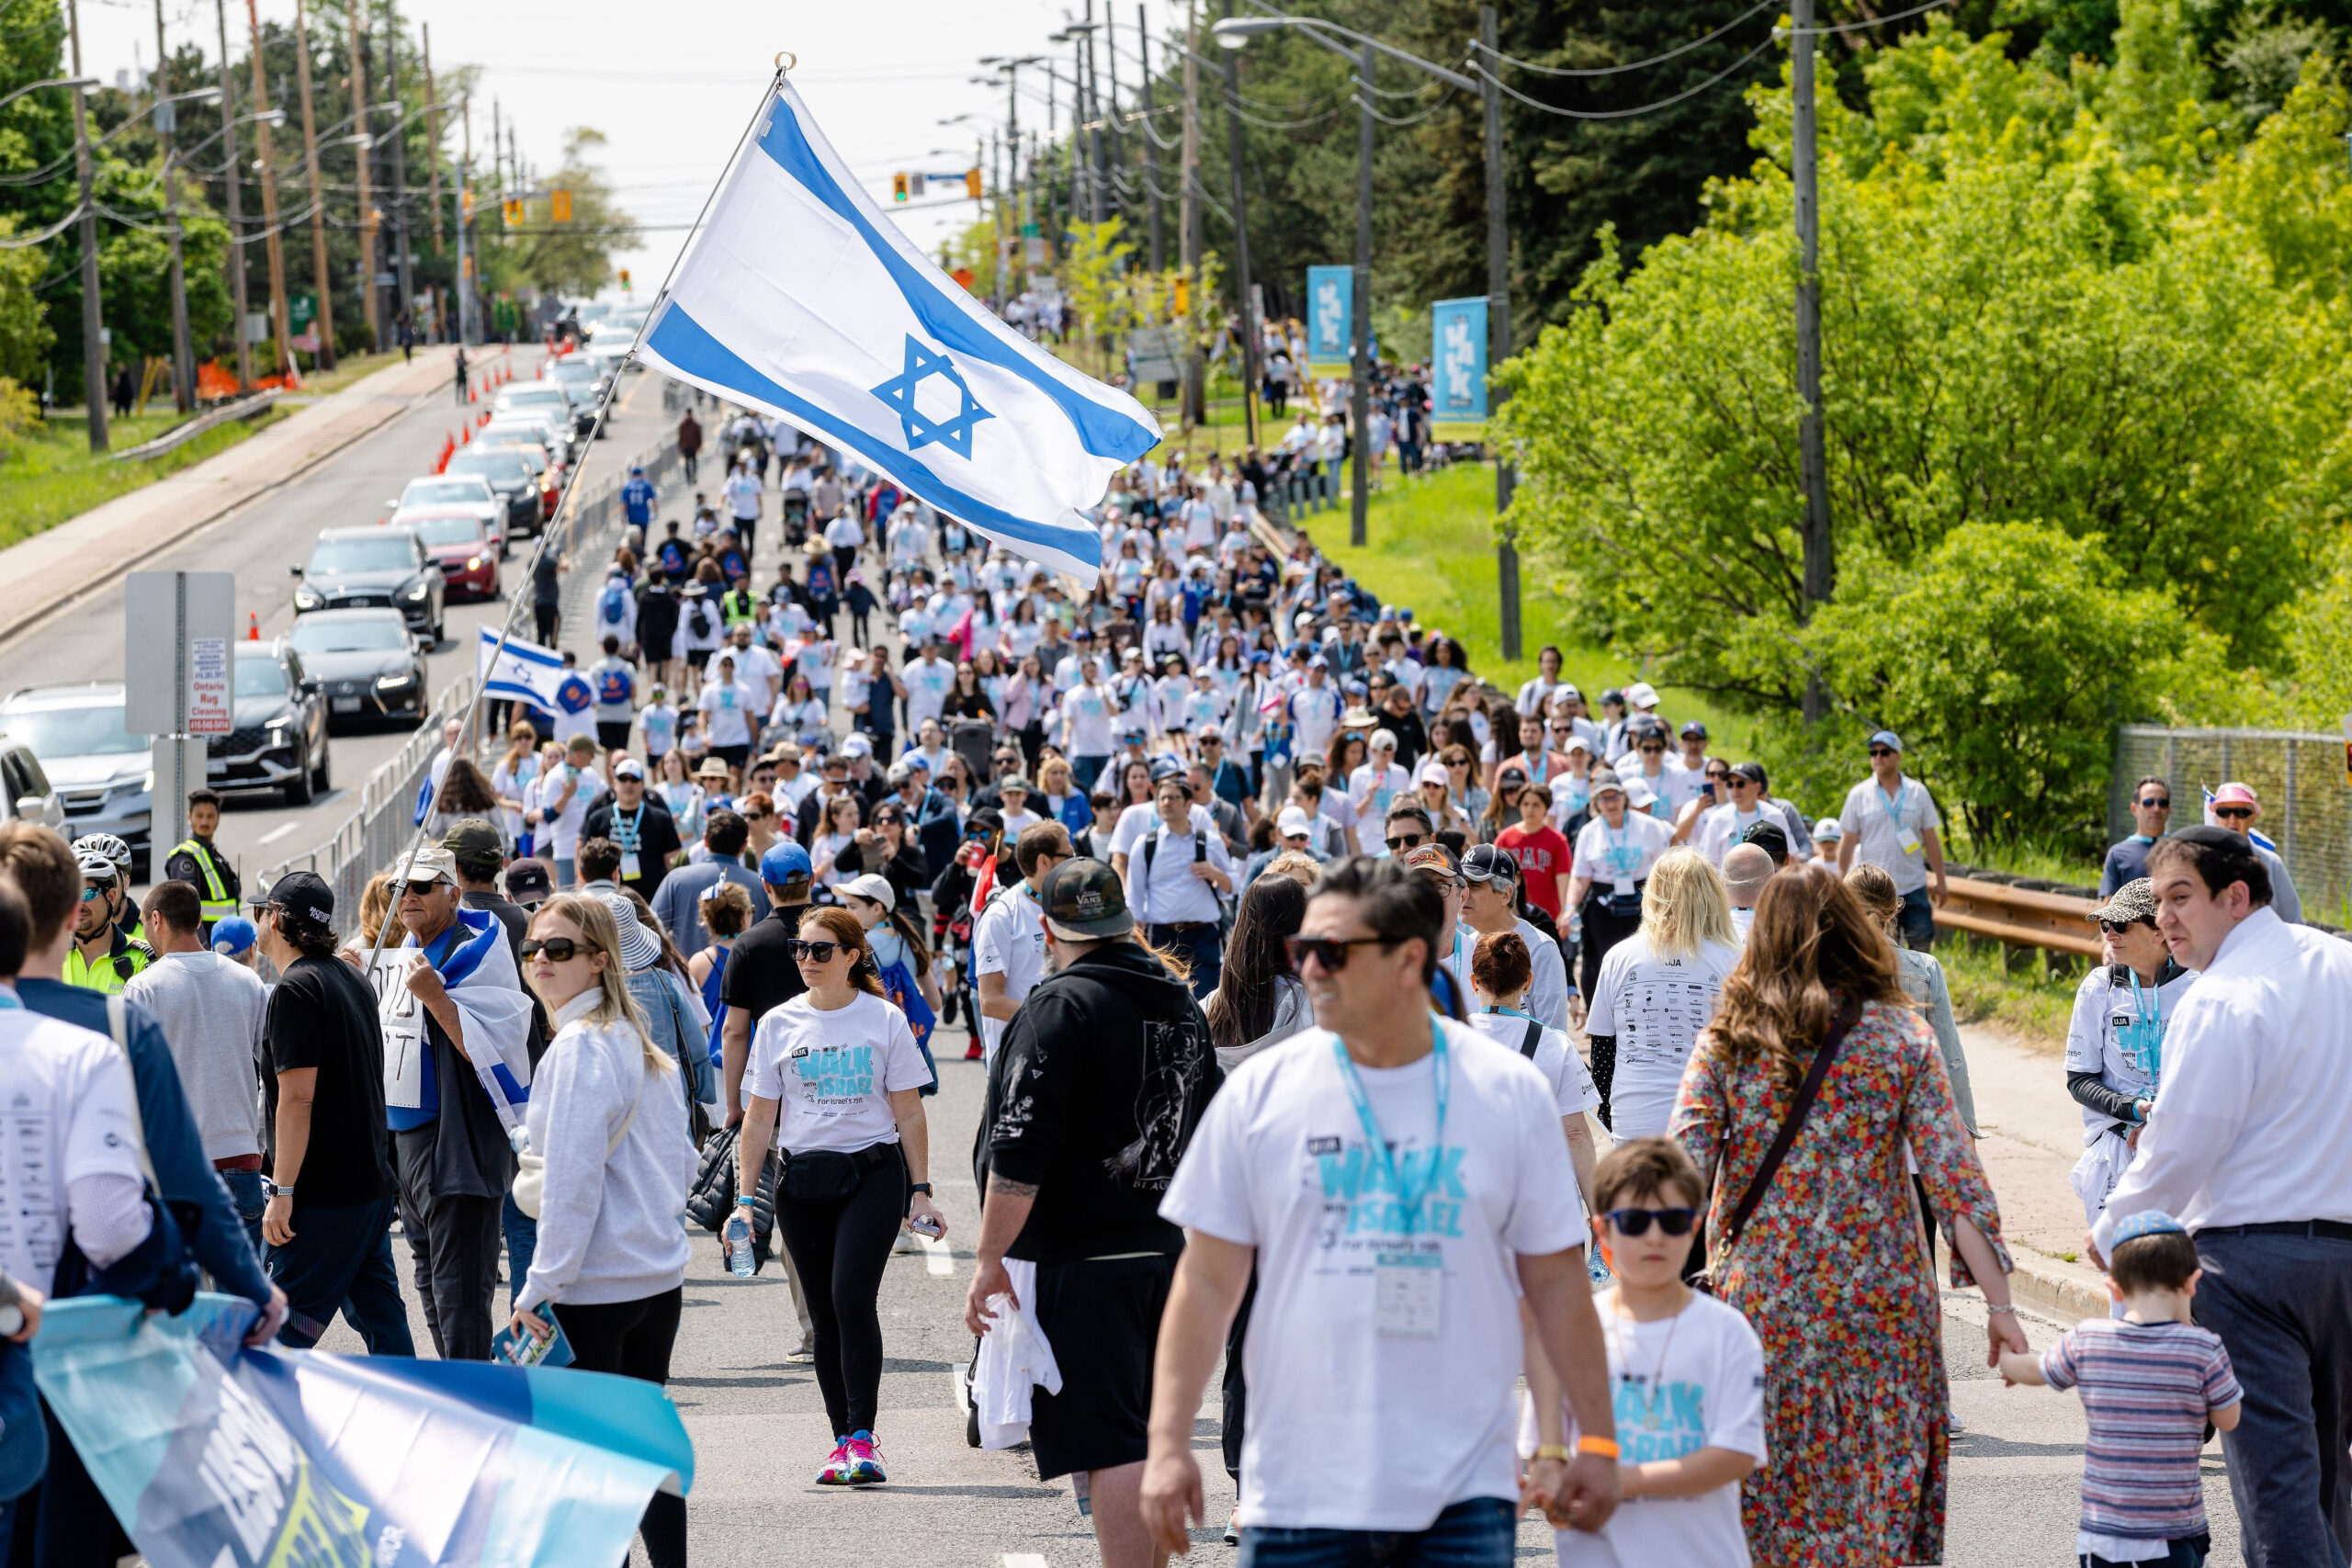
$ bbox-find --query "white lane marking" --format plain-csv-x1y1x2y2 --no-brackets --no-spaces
256,821,301,845
1001,1556,1048,1568
921,1234,955,1277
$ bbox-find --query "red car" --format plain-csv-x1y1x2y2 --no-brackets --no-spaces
398,509,502,600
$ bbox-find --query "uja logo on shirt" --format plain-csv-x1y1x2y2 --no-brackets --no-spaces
1311,1139,1469,1240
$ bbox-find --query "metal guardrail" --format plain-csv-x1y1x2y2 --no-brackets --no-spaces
108,389,282,462
251,427,681,929
1934,874,2102,970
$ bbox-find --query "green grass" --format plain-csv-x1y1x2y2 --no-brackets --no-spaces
296,348,409,398
1937,934,2081,1051
1285,460,1761,753
0,407,285,548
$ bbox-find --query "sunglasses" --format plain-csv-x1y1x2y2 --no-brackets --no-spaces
1282,934,1395,973
2098,919,2153,936
2137,796,2171,809
519,937,582,962
400,879,447,898
1603,1207,1697,1237
1638,743,1666,754
1868,749,1895,759
786,939,843,962
1385,831,1427,851
743,809,770,821
2213,806,2254,820
79,885,107,902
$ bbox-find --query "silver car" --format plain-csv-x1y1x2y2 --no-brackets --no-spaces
0,683,136,868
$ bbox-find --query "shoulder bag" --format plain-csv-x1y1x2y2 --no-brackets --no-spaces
1694,996,1860,1295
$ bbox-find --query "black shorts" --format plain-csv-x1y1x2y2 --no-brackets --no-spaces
1026,1252,1176,1480
684,648,712,671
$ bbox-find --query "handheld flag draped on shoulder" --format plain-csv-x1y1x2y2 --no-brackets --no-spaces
635,75,1159,580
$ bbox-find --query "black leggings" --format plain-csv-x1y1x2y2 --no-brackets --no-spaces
558,1287,685,1568
775,1148,907,1438
1577,895,1645,1001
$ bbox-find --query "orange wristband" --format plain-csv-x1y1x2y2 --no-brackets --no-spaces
1575,1436,1621,1460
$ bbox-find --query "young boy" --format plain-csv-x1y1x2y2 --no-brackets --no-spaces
1522,1137,1765,1566
1999,1211,2240,1567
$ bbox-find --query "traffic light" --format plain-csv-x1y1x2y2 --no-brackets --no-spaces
617,268,632,291
892,172,909,202
549,188,572,222
502,197,523,226
461,190,475,219
1173,275,1191,316
965,167,982,200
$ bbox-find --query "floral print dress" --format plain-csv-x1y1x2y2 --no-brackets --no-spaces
1670,998,2009,1567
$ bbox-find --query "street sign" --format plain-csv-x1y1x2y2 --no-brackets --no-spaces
550,188,573,222
123,571,237,735
288,291,316,331
187,637,230,734
1306,266,1351,369
242,311,269,344
1430,296,1489,423
1128,326,1183,386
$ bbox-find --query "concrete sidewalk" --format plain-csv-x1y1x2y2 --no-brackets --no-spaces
1962,1023,2114,1321
0,345,515,645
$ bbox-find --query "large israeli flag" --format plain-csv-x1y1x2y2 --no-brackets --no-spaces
635,76,1160,579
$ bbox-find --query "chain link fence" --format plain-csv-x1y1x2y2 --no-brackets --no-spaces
252,422,683,924
2110,725,2352,926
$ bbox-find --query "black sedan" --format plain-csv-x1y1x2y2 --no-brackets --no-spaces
288,608,430,729
442,446,544,537
290,526,446,642
208,640,330,806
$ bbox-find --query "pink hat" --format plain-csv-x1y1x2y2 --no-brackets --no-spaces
2211,781,2259,808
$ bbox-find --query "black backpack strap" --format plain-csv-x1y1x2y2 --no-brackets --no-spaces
1519,1019,1544,1060
1713,997,1860,1258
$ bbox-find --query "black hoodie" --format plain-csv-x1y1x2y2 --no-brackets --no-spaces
983,939,1222,1264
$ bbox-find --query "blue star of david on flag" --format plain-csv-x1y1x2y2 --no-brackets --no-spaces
869,335,993,459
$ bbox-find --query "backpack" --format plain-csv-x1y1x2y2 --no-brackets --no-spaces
688,600,713,639
660,540,687,575
600,581,627,623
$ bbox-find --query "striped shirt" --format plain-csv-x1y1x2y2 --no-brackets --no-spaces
2041,1319,2240,1540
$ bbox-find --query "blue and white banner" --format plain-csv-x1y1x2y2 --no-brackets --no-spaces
635,76,1161,580
1306,265,1352,368
1430,297,1489,423
34,1293,694,1568
479,626,591,716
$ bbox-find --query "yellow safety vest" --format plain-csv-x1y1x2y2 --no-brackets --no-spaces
65,931,148,993
173,837,239,925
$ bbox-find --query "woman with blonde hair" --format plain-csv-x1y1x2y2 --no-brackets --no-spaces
1670,863,2017,1564
1582,848,1740,1138
510,893,695,1568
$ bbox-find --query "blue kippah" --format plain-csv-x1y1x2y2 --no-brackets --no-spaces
2109,1210,2188,1246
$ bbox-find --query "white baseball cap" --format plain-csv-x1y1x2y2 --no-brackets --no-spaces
839,873,896,910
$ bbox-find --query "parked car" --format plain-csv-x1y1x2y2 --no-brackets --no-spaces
401,510,501,601
0,684,130,865
442,446,546,536
496,381,594,445
290,525,446,642
483,411,575,468
288,608,430,728
540,354,607,414
391,474,507,556
209,640,329,806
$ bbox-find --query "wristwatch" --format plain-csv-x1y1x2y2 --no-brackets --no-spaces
262,1179,293,1200
909,1182,933,1197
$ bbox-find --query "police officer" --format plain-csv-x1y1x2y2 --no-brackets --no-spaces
65,841,152,992
164,787,241,935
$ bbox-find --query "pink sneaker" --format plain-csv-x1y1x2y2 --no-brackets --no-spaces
843,1430,887,1484
816,1439,854,1485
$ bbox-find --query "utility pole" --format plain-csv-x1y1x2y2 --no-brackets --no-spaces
244,0,293,381
1006,65,1024,297
1083,4,1105,223
1219,0,1259,448
1104,4,1124,224
351,1,379,350
1180,0,1204,426
384,1,412,344
65,0,107,449
1138,5,1162,273
1482,5,1520,660
456,92,473,344
153,0,195,409
290,0,334,370
422,24,443,261
1792,0,1832,726
214,0,252,391
1348,39,1373,547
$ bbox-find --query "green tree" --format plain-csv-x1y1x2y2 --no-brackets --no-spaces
1057,217,1135,378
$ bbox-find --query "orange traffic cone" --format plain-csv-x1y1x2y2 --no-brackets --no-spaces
459,424,470,445
247,612,260,640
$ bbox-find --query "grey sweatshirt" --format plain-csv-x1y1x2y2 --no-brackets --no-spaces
517,994,695,1312
122,951,269,1163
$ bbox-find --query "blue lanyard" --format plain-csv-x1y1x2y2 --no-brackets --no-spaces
614,804,644,852
1482,1004,1529,1021
0,986,21,1010
2128,972,2165,1088
1329,1027,1450,1233
1877,780,1908,824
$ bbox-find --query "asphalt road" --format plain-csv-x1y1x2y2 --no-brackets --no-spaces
0,355,673,891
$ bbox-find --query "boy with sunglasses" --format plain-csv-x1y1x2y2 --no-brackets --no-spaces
1523,1137,1765,1567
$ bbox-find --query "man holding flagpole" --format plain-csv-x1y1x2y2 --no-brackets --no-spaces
383,842,536,1362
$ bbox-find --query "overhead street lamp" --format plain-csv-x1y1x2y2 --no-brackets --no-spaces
0,73,98,114
1213,7,1529,657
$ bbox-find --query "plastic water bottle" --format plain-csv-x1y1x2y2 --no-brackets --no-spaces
724,1211,754,1278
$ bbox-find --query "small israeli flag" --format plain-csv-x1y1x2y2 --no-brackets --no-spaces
635,75,1161,579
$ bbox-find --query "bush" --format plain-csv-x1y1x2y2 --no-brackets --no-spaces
0,378,38,464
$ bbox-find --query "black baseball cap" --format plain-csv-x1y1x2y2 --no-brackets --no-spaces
503,860,555,904
1461,843,1519,886
258,868,334,926
1739,821,1790,863
1039,857,1134,940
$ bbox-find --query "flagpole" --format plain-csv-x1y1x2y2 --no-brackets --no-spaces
356,58,792,979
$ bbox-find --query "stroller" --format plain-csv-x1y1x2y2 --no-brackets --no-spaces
949,717,995,784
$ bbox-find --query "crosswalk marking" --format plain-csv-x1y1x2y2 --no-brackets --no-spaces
920,1234,955,1277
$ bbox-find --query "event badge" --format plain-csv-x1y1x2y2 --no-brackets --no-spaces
620,852,642,880
1894,821,1923,855
1374,1250,1442,1337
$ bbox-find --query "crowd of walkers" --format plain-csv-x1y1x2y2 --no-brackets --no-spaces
0,395,2347,1568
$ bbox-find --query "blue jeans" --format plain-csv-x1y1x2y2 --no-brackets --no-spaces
218,1166,266,1262
503,1190,539,1313
1072,753,1111,794
1898,886,1936,951
1239,1497,1518,1568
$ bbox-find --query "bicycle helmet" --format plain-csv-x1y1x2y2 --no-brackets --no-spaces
73,833,133,879
74,845,121,882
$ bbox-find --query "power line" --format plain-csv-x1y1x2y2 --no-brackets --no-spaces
1787,0,1953,37
1472,1,1777,78
1468,35,1778,122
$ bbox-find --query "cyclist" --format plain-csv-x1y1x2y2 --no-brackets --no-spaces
64,841,153,992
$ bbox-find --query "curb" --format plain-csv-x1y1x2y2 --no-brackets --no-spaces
0,348,503,651
2007,1242,2108,1325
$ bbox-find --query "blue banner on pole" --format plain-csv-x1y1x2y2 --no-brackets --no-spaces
1306,266,1352,367
1430,297,1489,423
33,1294,695,1568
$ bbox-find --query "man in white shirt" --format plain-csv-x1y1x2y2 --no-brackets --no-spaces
726,624,782,712
901,640,957,732
1140,856,1618,1558
1834,730,1947,951
1121,773,1234,998
2093,826,2352,1567
529,735,605,886
1288,658,1341,759
1658,720,1718,818
972,822,1071,1061
1449,843,1573,1032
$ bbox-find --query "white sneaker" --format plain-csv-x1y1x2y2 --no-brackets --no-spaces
893,1227,923,1256
786,1335,816,1364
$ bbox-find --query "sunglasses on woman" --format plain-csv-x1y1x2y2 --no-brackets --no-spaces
1602,1206,1697,1237
2098,919,2154,936
519,937,582,962
2213,806,2254,820
786,939,842,963
1281,934,1394,973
